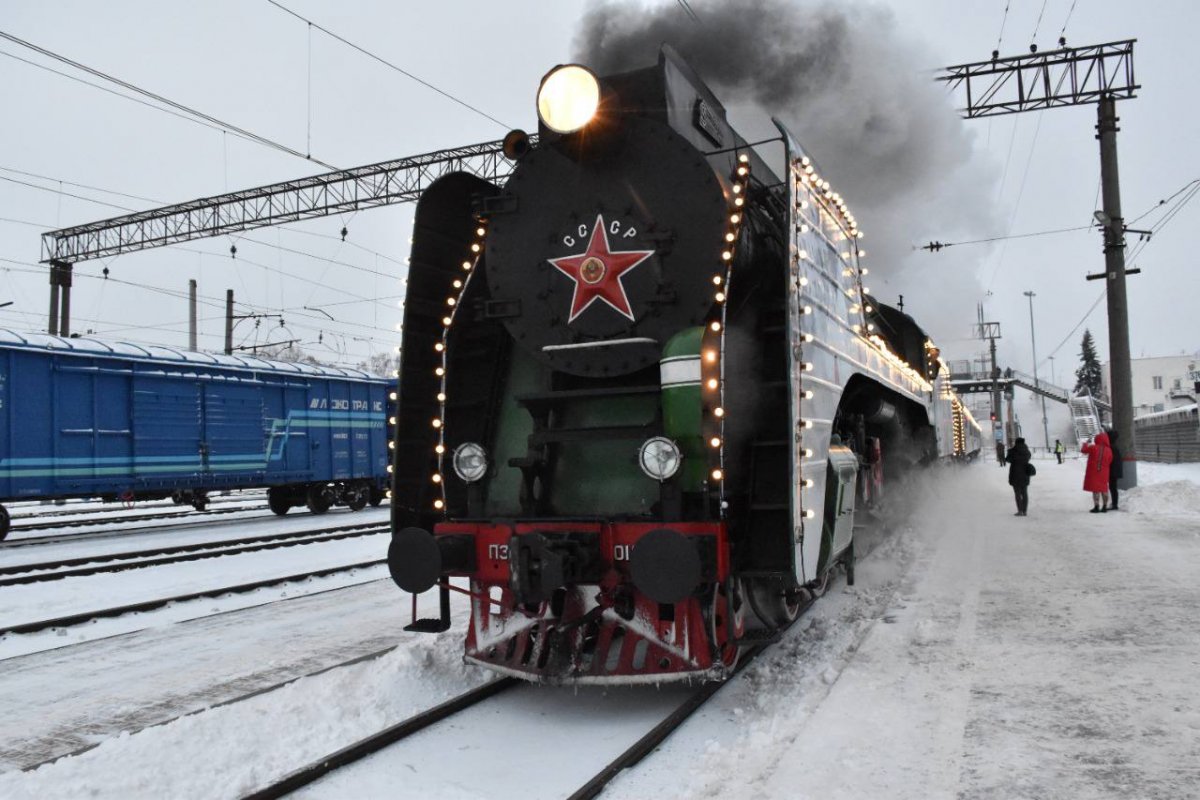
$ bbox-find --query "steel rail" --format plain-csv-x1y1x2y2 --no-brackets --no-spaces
5,493,254,522
19,643,401,774
240,678,521,800
0,559,386,636
0,523,388,587
0,508,375,549
9,504,262,533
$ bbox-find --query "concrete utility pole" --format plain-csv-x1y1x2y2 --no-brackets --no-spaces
224,290,234,355
1024,290,1051,452
939,39,1141,487
47,260,73,336
188,279,198,351
1095,96,1137,489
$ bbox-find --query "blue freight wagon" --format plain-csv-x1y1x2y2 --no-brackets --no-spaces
0,330,393,540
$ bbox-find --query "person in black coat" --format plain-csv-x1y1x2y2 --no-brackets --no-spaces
1107,429,1124,510
1005,437,1033,516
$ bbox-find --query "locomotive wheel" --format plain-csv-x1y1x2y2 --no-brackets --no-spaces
746,578,803,628
0,504,9,542
704,580,746,669
267,488,291,516
346,486,368,512
306,485,333,515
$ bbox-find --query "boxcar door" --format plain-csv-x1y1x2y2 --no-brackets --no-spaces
132,374,203,488
202,382,267,481
280,385,312,475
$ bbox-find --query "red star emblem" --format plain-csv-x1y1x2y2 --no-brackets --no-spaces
548,214,655,323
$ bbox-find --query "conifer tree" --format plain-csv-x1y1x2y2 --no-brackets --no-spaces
1073,328,1103,396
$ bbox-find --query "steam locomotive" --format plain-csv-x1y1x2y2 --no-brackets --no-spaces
387,47,982,684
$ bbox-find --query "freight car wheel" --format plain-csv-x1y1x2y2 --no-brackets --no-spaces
0,504,9,542
367,486,385,507
346,487,368,512
306,486,333,515
268,488,291,516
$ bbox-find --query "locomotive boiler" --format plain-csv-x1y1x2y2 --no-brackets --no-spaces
387,48,981,683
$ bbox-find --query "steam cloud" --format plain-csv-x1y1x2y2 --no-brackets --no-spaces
573,0,998,344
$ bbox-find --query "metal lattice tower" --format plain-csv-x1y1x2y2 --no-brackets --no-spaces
39,136,534,335
939,40,1140,487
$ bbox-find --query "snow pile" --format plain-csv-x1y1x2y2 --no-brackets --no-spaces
1124,461,1200,521
0,621,483,799
1124,480,1200,520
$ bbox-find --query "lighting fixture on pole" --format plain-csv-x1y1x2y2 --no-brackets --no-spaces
1024,290,1051,452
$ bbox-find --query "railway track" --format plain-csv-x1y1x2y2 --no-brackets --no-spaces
0,522,388,587
0,559,387,637
238,602,815,800
2,510,278,549
17,641,401,774
8,503,262,534
0,506,381,550
233,528,900,799
4,493,258,524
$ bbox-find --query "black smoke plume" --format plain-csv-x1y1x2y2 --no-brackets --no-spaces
573,0,997,343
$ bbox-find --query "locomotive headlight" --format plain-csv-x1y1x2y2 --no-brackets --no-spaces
638,436,681,482
537,65,600,134
452,442,488,483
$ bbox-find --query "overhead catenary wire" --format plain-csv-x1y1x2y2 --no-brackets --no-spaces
264,0,509,130
0,49,235,140
676,0,701,23
0,29,336,170
995,1,1012,52
1030,0,1050,44
986,112,1045,291
1035,181,1200,372
921,223,1092,250
1038,289,1106,369
1058,0,1080,39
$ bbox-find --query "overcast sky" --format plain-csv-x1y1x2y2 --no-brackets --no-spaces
1,0,1196,416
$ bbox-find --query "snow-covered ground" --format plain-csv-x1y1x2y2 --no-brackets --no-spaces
0,508,390,659
613,458,1200,800
1,459,1197,799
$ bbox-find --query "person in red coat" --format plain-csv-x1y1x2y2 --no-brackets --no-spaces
1081,431,1114,513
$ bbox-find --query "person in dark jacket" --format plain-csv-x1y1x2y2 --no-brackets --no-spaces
1107,429,1124,510
1005,437,1032,516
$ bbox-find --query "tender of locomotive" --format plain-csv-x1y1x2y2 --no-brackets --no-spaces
0,330,391,540
388,48,982,683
